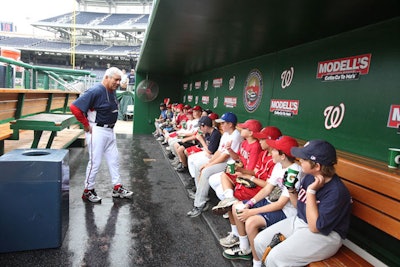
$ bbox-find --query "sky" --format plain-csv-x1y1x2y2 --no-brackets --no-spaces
0,0,76,36
0,0,152,37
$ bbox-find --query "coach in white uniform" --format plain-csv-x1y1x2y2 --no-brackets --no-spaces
70,67,133,203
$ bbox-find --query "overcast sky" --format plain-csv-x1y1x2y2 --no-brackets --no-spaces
0,0,151,36
0,0,74,36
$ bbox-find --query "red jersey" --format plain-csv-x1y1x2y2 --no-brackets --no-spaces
233,150,275,200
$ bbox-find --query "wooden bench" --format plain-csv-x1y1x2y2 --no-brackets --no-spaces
0,89,82,155
308,151,400,266
10,113,82,149
0,122,13,155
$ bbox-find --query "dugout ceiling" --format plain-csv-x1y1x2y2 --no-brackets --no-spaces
136,0,400,76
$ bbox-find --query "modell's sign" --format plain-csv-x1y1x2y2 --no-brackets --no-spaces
387,105,400,128
195,81,201,89
213,78,223,88
316,54,371,81
270,99,299,117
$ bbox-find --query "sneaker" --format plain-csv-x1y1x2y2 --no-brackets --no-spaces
162,141,168,145
188,190,196,200
171,158,180,166
156,136,164,141
167,152,175,159
219,232,240,247
165,146,171,150
175,162,182,169
223,246,252,260
185,178,195,189
222,213,229,219
82,189,102,203
212,197,238,215
176,165,188,173
186,203,209,218
112,184,133,199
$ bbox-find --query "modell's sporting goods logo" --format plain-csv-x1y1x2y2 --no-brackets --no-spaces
388,105,400,128
316,54,371,81
270,99,299,117
243,69,263,113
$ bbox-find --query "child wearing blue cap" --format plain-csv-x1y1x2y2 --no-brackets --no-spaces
254,140,352,267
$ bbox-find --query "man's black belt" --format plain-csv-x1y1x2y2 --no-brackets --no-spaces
96,123,115,128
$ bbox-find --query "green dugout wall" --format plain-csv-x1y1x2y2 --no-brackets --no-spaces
171,18,399,163
133,4,400,263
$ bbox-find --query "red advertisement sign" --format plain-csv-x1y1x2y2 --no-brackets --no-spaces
387,105,400,128
195,81,201,89
213,78,223,88
202,96,210,105
270,99,299,116
224,97,237,108
316,54,371,81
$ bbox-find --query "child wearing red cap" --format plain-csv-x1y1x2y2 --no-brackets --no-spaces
159,103,188,143
223,136,304,265
214,126,282,250
209,119,263,212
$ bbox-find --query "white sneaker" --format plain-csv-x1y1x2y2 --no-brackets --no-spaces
219,232,240,247
112,185,133,199
223,246,252,260
171,158,180,166
156,136,164,141
82,189,102,203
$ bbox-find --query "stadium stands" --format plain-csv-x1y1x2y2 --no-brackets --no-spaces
40,13,72,23
103,45,140,53
74,12,107,25
135,14,150,24
35,41,72,51
36,11,148,27
99,14,142,25
0,36,43,47
0,35,139,55
75,43,109,52
1,0,151,72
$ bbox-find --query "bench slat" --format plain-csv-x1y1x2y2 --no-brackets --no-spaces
22,100,48,116
337,157,400,201
342,180,400,221
351,200,400,240
309,246,373,267
0,123,12,140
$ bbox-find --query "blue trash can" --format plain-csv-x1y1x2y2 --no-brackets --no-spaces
0,149,69,253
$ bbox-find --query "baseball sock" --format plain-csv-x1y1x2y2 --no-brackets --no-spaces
231,224,239,237
239,235,250,251
252,259,261,267
223,189,234,199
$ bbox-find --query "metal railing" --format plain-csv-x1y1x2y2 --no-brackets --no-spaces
0,56,96,92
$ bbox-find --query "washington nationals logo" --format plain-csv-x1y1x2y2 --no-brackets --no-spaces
324,103,345,129
243,69,263,113
281,67,294,89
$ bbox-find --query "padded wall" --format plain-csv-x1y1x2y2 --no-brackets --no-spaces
180,18,400,162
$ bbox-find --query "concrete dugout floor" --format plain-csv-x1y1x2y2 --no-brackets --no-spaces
0,130,249,267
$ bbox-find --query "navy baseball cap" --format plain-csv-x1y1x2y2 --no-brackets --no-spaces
215,112,237,124
291,140,337,166
198,116,212,127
